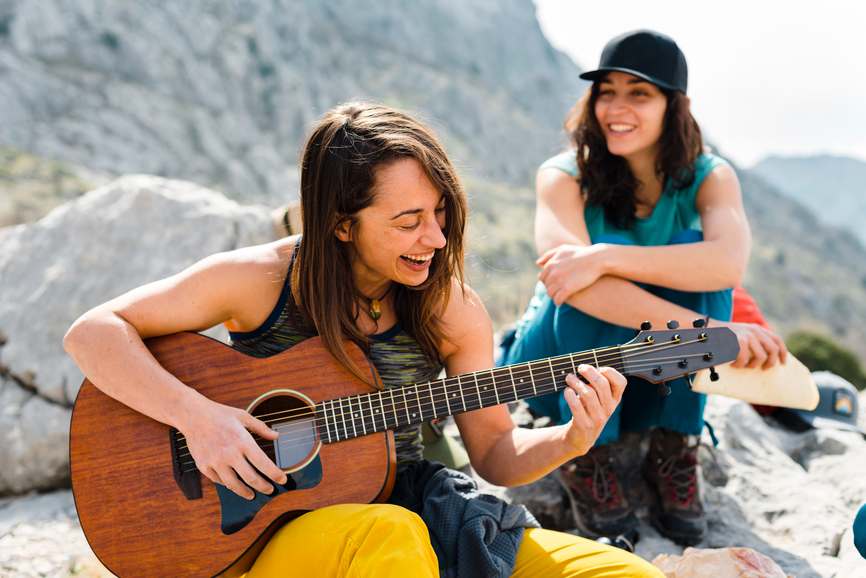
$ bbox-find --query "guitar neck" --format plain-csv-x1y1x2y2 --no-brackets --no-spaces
315,346,622,444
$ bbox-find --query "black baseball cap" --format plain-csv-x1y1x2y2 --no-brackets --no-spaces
580,30,688,93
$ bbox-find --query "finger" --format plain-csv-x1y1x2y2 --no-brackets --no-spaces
570,370,605,424
746,335,767,369
563,382,592,429
775,333,788,363
732,334,750,368
244,413,279,440
245,445,289,486
536,248,556,266
754,329,780,369
233,457,277,495
599,366,628,405
202,466,223,487
581,365,614,413
217,466,255,500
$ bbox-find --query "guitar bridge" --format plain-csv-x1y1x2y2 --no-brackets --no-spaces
169,428,202,500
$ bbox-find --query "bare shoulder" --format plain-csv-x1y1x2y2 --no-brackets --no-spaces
437,277,493,361
697,162,741,203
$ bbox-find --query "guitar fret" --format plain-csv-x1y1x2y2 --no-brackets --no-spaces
507,365,518,402
547,358,557,392
473,372,483,408
491,369,500,405
529,363,538,396
443,378,452,415
414,383,423,421
339,397,348,441
592,348,599,368
366,393,376,433
350,396,360,437
322,401,332,443
378,391,387,431
390,388,398,430
428,382,437,419
457,375,467,412
401,386,411,424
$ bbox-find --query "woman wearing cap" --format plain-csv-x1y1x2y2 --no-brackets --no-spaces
500,30,785,546
66,102,664,577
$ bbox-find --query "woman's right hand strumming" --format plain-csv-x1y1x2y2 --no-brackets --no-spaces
180,400,289,500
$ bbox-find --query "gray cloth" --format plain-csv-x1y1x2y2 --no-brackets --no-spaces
388,460,540,578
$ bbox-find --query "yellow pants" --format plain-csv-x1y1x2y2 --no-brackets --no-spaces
241,504,664,578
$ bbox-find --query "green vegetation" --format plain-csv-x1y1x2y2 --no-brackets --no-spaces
787,330,866,390
0,147,97,226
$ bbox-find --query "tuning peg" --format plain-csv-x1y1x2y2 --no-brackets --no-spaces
666,320,679,330
640,321,652,331
692,318,706,328
709,367,720,382
652,366,663,376
657,383,672,397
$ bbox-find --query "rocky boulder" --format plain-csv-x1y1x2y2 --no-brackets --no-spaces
0,176,275,494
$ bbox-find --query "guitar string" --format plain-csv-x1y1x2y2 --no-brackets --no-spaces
172,336,714,459
175,354,715,471
173,333,710,450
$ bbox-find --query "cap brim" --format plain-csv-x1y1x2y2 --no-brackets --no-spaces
784,409,866,436
579,67,680,92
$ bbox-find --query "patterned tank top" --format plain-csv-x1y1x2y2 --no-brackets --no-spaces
228,240,442,463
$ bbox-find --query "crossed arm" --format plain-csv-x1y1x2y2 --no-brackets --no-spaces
533,165,784,368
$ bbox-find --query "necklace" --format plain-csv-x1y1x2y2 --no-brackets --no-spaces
358,284,392,321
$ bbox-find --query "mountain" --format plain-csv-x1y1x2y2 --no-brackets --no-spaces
751,155,866,245
0,0,583,202
0,0,865,361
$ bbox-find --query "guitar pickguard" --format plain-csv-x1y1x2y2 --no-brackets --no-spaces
216,454,323,535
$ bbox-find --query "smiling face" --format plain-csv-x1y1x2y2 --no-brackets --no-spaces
594,71,668,161
337,157,447,295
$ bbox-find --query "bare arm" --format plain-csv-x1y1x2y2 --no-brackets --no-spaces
63,244,291,498
602,164,751,291
441,282,626,487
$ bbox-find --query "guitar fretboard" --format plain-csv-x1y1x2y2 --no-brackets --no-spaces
313,346,622,443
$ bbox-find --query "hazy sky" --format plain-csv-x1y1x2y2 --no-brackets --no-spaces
535,0,866,167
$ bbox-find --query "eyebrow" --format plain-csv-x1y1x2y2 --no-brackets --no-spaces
389,196,446,220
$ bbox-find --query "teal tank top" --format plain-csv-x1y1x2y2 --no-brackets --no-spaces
228,242,442,464
539,150,728,245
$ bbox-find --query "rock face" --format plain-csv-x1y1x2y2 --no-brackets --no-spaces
0,176,274,494
472,396,866,578
0,0,582,201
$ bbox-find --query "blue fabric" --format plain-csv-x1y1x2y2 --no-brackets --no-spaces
389,460,539,578
854,503,866,559
501,231,732,443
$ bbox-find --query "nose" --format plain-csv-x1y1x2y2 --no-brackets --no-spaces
422,219,447,249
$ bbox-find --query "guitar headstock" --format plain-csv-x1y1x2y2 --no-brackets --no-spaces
620,323,739,383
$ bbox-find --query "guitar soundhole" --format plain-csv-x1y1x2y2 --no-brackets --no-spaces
249,391,320,472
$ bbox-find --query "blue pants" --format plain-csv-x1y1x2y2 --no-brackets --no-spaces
499,230,732,444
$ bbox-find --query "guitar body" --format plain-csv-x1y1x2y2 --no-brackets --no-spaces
70,333,396,578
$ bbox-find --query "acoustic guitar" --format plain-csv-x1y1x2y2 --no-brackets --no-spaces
70,323,738,577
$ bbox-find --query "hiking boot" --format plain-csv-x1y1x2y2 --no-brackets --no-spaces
558,444,638,537
643,428,706,545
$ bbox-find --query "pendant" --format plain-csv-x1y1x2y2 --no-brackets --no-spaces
369,298,382,320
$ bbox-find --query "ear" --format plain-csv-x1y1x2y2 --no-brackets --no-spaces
334,218,353,242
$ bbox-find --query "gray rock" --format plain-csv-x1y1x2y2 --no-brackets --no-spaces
0,375,70,495
0,0,583,201
0,175,274,406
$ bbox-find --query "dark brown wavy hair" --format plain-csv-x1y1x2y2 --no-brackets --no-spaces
293,102,467,382
564,80,703,229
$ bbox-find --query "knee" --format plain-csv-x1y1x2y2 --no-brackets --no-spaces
362,504,429,541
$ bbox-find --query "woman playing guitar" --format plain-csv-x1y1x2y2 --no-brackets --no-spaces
64,103,662,577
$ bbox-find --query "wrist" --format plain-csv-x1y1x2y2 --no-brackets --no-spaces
597,242,620,277
170,386,212,432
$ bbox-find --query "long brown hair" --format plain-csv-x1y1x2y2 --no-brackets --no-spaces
565,80,703,229
293,102,467,382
